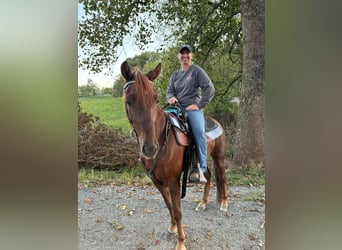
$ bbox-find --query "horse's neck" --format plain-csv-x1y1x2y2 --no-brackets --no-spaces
155,108,167,139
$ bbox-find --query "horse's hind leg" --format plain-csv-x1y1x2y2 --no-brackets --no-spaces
212,151,228,212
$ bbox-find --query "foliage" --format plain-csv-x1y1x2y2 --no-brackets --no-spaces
78,78,100,96
78,0,241,74
102,87,114,96
78,102,139,170
113,76,125,97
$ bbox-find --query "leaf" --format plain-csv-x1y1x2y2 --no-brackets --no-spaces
84,197,93,203
96,217,103,223
144,208,153,213
118,204,126,210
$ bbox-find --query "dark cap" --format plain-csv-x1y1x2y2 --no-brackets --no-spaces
178,44,192,53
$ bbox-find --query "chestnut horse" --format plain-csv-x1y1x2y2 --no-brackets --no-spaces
121,61,228,250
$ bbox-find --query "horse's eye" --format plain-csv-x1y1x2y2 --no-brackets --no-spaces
125,101,132,105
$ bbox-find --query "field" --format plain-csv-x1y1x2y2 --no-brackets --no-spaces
78,95,131,133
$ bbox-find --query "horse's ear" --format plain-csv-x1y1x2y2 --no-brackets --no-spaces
121,61,133,81
146,63,162,82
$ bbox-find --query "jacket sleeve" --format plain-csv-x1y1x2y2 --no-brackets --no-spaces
166,73,176,100
197,69,215,109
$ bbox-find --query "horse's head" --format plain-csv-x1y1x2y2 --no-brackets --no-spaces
121,61,162,159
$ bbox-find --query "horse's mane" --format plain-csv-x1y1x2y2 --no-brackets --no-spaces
133,68,157,108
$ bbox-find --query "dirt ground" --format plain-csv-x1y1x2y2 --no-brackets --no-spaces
78,183,265,250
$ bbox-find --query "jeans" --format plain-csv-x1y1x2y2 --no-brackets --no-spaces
186,110,207,171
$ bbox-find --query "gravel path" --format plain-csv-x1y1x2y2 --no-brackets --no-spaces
78,183,265,250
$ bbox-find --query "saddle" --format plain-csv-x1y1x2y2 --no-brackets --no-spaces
164,108,223,146
164,104,223,197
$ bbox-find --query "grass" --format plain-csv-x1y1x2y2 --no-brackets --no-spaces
227,165,265,186
78,165,265,187
242,191,265,203
78,95,131,133
78,166,153,186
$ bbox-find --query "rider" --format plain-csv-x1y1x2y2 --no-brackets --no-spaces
166,44,215,183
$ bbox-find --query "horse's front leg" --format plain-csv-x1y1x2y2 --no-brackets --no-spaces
169,179,186,250
154,184,177,233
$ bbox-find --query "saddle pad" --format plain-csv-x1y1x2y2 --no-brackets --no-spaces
205,117,222,140
205,117,218,132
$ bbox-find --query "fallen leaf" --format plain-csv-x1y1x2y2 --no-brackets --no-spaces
248,234,258,241
117,224,124,230
244,207,260,212
84,197,93,203
118,204,126,210
260,220,265,228
109,221,117,227
144,208,153,213
226,211,234,217
96,217,103,223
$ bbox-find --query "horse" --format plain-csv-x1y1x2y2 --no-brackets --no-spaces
121,61,228,250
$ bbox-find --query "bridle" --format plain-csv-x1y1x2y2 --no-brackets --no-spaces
123,80,172,181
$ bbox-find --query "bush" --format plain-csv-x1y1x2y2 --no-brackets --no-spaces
78,103,139,170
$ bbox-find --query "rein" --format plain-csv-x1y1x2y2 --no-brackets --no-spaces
147,117,171,180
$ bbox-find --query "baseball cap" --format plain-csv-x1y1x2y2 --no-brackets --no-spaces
178,44,192,53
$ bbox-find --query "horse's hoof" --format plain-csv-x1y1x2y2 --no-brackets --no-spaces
168,225,177,234
195,202,206,211
220,204,228,212
175,243,186,250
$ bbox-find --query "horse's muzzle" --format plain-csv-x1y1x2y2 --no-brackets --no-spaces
142,142,159,158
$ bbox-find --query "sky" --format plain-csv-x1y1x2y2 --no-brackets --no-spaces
77,4,163,89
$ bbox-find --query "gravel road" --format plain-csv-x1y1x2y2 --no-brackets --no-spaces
78,183,265,250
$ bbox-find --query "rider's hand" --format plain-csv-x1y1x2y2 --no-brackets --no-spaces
168,97,178,104
185,104,199,111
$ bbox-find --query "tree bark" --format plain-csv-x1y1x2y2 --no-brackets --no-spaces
233,0,265,167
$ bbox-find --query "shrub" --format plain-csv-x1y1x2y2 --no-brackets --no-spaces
78,103,139,170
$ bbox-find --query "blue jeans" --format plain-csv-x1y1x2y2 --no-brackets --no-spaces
186,110,207,171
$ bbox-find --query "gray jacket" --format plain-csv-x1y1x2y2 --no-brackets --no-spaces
166,64,215,109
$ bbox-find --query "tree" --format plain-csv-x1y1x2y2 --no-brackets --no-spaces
102,87,114,96
78,78,99,96
113,77,125,97
233,0,265,166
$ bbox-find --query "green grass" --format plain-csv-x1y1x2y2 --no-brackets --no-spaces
78,95,131,133
242,191,265,203
227,165,265,186
78,166,152,186
78,165,265,187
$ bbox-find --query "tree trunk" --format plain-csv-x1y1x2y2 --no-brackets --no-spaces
233,0,265,167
